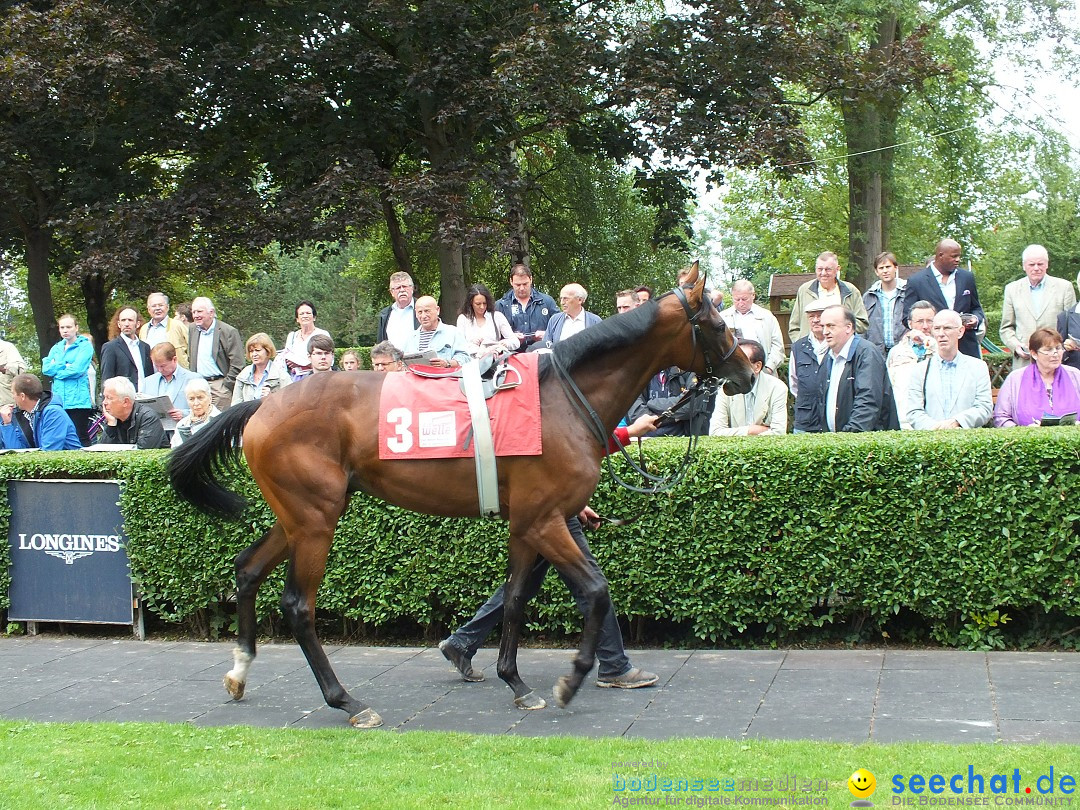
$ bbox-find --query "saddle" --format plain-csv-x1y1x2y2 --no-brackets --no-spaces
407,352,522,400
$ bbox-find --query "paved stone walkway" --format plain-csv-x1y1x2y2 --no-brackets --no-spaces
2,636,1079,742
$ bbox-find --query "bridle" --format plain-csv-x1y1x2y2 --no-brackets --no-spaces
550,281,741,496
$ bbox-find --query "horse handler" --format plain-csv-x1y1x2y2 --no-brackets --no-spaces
440,413,661,691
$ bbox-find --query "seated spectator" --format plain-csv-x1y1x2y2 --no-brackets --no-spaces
993,327,1080,427
0,373,82,450
627,366,710,437
710,340,788,435
308,334,337,373
457,283,520,357
339,350,361,371
100,376,170,448
232,333,293,404
906,310,992,430
544,283,601,344
403,297,470,369
888,300,937,429
279,300,331,379
143,342,201,423
370,341,405,372
173,378,222,446
1058,301,1080,372
818,305,899,432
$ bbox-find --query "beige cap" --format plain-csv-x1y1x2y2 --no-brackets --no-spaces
803,299,832,313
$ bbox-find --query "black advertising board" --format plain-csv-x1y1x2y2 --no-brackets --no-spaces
7,480,135,626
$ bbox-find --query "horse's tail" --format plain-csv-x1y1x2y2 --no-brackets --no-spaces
168,399,264,519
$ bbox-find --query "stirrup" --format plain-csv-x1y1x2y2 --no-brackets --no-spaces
492,362,522,391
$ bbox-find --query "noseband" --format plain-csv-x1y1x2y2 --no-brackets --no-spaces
671,283,739,383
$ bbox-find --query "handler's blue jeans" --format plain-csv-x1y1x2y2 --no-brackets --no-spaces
444,516,631,679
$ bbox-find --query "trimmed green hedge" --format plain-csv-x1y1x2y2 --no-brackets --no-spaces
2,427,1079,648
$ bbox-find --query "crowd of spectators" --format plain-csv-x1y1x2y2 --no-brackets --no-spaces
3,237,1079,453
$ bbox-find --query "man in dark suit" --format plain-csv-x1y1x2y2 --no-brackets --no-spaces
818,305,899,432
902,238,985,358
100,306,152,392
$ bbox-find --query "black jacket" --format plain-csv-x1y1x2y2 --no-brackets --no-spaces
100,336,152,391
818,336,899,432
101,402,169,449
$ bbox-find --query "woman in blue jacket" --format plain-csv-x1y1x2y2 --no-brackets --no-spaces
41,314,95,446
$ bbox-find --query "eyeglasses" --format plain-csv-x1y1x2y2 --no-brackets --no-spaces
1037,347,1065,356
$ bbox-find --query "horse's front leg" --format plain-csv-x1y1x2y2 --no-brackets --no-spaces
496,542,548,710
224,523,288,701
281,534,382,729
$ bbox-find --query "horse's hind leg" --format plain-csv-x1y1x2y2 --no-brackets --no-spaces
496,543,548,710
281,535,382,729
224,523,288,701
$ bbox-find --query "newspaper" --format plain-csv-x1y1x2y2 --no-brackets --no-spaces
135,394,178,430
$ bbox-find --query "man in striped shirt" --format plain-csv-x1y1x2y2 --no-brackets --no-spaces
403,296,471,369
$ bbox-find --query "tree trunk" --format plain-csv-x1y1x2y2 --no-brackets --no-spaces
842,13,901,292
501,143,531,269
80,272,110,360
435,227,466,317
25,227,59,356
379,185,413,277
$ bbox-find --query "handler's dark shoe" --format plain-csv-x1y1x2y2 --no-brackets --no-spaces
439,638,485,682
596,667,659,689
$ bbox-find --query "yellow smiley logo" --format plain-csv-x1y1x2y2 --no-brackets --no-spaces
848,769,877,798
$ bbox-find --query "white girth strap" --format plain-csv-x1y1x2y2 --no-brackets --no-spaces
461,361,500,518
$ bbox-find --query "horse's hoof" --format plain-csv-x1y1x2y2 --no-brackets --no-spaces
553,675,576,708
514,691,547,710
223,673,246,701
349,708,384,729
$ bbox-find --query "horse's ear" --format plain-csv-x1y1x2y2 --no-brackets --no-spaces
686,261,705,304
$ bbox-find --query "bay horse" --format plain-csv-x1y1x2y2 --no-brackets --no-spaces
168,263,752,728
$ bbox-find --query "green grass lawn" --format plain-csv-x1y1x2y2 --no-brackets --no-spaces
2,720,1078,809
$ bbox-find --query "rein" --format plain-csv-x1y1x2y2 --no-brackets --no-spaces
549,281,738,496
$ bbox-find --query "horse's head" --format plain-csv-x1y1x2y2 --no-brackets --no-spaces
673,262,753,396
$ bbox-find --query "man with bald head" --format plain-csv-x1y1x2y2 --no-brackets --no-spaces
906,310,992,429
902,238,985,358
188,296,245,410
719,279,785,372
1000,244,1076,370
544,283,601,344
402,296,471,369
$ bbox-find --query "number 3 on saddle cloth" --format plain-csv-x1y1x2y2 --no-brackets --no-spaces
378,353,542,460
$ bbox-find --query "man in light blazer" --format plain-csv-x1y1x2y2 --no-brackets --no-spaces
907,310,992,430
710,339,788,435
903,238,985,358
999,244,1076,370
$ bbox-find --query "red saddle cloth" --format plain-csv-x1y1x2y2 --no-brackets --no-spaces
378,353,542,460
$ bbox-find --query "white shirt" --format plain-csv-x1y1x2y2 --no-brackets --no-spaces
558,310,588,341
386,302,416,350
932,263,957,310
122,334,146,390
825,334,856,432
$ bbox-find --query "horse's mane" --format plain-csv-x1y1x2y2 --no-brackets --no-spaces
538,298,660,379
